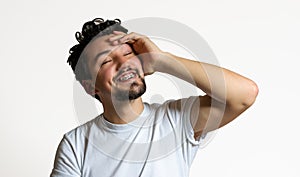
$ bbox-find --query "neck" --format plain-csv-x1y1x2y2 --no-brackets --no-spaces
102,97,144,124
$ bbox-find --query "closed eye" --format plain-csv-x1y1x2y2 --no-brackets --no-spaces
124,51,132,56
101,59,112,66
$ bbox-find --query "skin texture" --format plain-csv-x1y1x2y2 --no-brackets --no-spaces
82,31,259,137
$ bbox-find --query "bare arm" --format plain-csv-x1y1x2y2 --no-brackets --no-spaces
154,53,259,137
110,31,259,137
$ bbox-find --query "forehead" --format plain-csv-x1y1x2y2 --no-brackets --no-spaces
83,34,115,61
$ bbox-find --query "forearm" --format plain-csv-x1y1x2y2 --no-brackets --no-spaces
154,52,258,107
112,31,258,108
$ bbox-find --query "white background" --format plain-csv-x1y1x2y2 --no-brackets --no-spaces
0,0,299,176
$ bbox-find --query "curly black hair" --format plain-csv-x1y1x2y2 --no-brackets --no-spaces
67,18,128,101
67,18,128,81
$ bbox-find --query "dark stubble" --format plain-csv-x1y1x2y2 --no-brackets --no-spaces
113,77,146,101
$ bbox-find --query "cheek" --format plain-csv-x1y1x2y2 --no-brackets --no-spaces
131,58,144,75
94,68,114,89
88,64,101,82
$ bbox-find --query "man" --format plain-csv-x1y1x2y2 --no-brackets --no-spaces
51,18,258,177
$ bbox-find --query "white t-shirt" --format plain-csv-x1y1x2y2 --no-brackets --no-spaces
51,96,206,177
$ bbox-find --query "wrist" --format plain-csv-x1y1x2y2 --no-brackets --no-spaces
153,52,175,73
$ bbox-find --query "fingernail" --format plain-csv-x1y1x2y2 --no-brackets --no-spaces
112,40,118,45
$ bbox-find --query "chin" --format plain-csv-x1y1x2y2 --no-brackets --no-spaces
112,79,146,101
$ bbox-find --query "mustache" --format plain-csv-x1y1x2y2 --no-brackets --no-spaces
113,67,141,81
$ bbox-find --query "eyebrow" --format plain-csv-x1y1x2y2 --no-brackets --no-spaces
93,49,111,62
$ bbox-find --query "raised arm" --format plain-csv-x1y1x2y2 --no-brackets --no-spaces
154,52,259,137
110,31,259,137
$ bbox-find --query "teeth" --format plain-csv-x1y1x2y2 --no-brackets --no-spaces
119,73,135,81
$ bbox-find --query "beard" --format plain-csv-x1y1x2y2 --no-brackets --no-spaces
112,77,146,101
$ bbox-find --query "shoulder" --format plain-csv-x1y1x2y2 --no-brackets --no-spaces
63,115,101,143
144,96,199,121
146,96,199,111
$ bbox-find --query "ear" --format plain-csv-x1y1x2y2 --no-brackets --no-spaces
81,80,100,96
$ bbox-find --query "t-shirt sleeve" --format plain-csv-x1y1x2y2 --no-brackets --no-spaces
181,96,209,145
164,96,211,166
168,96,211,144
50,135,81,177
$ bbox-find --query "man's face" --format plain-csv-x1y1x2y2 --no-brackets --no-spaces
83,33,146,102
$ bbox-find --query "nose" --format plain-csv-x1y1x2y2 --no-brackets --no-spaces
113,47,131,71
115,54,129,71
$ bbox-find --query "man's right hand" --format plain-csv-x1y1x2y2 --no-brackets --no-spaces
108,31,164,76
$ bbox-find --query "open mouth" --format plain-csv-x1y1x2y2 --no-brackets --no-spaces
115,69,139,83
117,71,137,82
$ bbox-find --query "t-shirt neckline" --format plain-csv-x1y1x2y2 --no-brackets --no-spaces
99,103,151,132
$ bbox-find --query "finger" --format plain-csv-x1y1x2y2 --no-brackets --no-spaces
111,40,120,46
108,34,125,42
118,32,142,44
112,31,126,35
109,34,134,45
108,31,127,42
109,32,143,45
